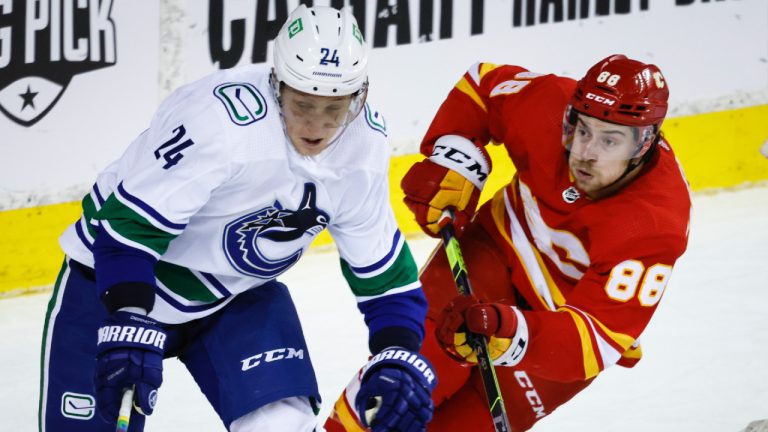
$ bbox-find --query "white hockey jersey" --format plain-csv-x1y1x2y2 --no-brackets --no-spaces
59,64,421,325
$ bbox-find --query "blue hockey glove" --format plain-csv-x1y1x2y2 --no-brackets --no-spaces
355,348,437,432
94,311,166,422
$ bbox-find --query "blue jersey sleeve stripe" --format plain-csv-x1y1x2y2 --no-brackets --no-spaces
354,281,421,303
349,230,402,274
117,182,187,232
100,220,163,259
74,218,94,251
200,272,233,297
92,182,106,206
155,285,231,313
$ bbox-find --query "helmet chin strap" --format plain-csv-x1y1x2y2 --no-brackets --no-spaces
565,132,659,198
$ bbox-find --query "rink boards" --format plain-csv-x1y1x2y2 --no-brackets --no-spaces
1,103,767,296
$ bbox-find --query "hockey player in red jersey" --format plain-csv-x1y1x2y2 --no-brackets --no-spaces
325,55,691,431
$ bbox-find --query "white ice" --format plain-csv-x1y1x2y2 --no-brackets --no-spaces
3,185,767,431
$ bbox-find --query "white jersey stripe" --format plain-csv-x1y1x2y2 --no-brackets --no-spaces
348,231,404,278
118,182,186,230
151,289,234,324
154,280,230,312
100,220,162,259
197,271,233,297
77,217,95,245
563,304,622,369
355,281,422,303
467,62,483,86
91,183,106,207
114,183,185,234
74,217,94,250
504,188,556,311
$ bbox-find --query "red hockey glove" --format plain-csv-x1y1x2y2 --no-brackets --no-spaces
401,135,490,237
435,295,529,367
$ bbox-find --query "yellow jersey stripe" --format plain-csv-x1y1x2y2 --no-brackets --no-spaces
456,77,487,113
491,191,513,250
502,188,557,310
586,311,636,352
529,246,567,307
490,191,551,310
558,307,601,378
331,394,366,432
562,301,636,353
466,62,498,87
622,344,643,360
493,187,566,307
479,62,499,80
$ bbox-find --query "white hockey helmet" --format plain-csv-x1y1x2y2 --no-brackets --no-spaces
272,5,368,97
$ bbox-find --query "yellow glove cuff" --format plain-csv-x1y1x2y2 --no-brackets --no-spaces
429,170,476,211
452,332,512,364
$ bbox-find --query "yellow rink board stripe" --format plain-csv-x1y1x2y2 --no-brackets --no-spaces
0,202,78,295
1,104,767,295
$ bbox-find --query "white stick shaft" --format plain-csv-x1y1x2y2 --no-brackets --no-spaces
116,386,134,432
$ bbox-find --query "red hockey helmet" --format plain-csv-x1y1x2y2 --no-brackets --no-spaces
570,54,669,129
563,55,669,160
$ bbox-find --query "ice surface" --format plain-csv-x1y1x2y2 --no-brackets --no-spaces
3,185,767,431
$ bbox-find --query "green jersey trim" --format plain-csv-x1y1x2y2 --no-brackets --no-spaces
81,194,99,238
94,195,178,257
340,240,419,297
155,261,221,303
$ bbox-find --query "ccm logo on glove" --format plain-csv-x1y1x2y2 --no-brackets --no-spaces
430,139,489,188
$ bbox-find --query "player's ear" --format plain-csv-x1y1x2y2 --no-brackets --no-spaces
632,126,660,162
635,138,653,160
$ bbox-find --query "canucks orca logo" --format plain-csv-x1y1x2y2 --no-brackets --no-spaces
223,183,329,278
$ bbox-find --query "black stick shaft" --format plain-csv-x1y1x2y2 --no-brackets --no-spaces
438,219,512,432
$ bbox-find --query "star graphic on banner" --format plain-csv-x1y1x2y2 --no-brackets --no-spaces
20,85,39,111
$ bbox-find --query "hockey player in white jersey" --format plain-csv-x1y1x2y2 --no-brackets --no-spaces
39,5,435,432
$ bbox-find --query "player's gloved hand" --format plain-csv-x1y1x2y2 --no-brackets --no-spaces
355,348,437,432
401,135,490,237
435,295,529,367
94,310,166,422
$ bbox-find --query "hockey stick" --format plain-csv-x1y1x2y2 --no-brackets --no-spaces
438,210,512,432
116,386,134,432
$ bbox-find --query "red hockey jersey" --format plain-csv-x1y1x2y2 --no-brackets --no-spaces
420,63,691,382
